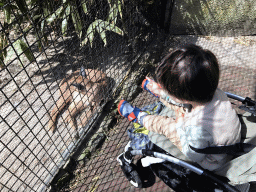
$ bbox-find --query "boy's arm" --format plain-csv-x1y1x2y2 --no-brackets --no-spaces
142,115,183,150
143,114,211,164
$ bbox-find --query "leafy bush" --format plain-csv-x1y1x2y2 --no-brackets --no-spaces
0,0,52,67
47,0,124,47
0,0,124,68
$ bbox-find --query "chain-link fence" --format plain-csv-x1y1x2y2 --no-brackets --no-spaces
1,0,256,192
0,0,166,191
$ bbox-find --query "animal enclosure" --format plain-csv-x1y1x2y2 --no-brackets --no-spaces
0,0,256,191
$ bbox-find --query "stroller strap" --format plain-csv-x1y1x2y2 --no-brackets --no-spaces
189,143,256,156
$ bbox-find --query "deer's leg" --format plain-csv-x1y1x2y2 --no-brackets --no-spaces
64,98,88,131
48,90,72,132
80,103,97,127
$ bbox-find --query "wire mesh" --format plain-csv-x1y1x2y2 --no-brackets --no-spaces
0,0,159,191
0,0,256,192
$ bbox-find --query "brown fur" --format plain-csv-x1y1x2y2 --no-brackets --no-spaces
48,69,108,132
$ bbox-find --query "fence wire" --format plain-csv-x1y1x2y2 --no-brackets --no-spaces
0,0,159,191
0,0,256,192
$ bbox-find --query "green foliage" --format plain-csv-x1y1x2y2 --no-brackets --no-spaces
0,0,52,67
201,0,256,25
4,38,34,66
47,0,124,47
83,19,124,46
0,0,125,68
84,0,124,47
174,0,256,34
0,32,8,68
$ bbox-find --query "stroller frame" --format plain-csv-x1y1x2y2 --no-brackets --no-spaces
117,92,256,192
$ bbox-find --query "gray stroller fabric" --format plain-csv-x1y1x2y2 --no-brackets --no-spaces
149,106,256,185
215,112,256,185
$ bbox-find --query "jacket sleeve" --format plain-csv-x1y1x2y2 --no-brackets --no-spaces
143,115,214,163
176,124,214,162
142,115,183,150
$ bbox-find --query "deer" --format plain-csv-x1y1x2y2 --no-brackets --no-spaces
48,67,108,133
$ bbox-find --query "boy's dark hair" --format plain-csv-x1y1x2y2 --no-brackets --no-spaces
156,44,219,103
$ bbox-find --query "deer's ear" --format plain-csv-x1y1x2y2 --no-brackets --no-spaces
71,83,84,90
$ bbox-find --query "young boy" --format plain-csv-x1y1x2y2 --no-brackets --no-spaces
118,44,241,171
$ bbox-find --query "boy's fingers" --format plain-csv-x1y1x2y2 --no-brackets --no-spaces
147,82,153,90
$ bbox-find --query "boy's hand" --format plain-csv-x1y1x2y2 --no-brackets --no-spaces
118,100,148,124
142,77,163,97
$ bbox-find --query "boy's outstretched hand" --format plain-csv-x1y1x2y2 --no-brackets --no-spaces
142,77,163,98
118,100,148,124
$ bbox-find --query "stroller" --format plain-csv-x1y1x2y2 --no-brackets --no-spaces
117,91,256,192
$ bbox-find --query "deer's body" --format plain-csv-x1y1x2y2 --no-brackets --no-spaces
48,69,107,132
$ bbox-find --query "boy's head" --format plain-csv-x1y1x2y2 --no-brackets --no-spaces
156,44,219,103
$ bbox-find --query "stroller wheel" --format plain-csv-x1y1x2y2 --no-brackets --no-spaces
117,153,143,188
136,158,156,188
128,169,143,188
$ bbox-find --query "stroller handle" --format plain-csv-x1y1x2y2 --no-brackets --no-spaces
225,92,245,102
225,92,256,115
130,150,204,174
129,150,241,192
